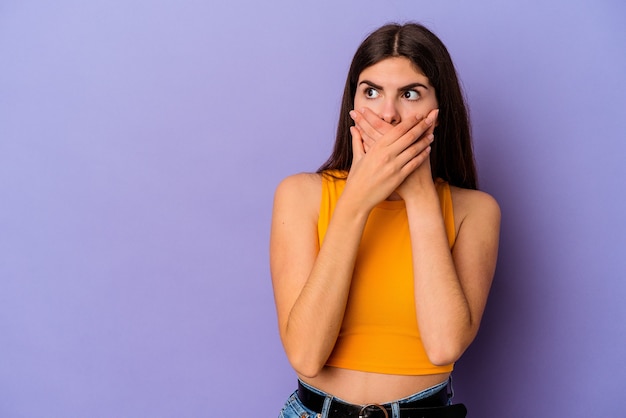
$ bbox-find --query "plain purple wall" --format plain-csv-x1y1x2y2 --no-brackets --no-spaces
1,1,625,417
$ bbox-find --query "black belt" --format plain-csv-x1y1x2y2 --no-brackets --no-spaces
297,381,467,418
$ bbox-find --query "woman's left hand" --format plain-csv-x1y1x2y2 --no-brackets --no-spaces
351,107,438,200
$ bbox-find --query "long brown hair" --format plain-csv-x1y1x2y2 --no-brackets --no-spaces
318,23,478,190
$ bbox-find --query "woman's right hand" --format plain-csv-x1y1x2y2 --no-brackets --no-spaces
344,109,435,210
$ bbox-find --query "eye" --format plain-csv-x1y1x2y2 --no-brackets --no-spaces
365,87,380,99
403,90,420,100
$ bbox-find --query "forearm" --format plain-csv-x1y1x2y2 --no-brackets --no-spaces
404,188,473,365
282,196,370,376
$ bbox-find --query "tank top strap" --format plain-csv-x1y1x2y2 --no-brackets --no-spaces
436,179,456,248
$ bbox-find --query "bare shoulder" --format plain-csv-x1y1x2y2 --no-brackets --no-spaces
449,186,501,232
275,172,322,195
273,172,323,220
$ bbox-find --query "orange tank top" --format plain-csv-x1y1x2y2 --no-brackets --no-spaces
318,170,456,375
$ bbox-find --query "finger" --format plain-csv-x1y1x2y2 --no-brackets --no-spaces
361,131,374,153
399,137,433,175
382,117,426,152
388,109,438,154
354,124,376,153
424,108,439,137
350,126,365,163
402,146,432,176
350,109,385,143
424,108,439,129
396,132,435,170
360,107,394,136
418,108,439,139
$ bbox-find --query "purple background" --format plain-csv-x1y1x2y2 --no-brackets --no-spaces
1,1,625,417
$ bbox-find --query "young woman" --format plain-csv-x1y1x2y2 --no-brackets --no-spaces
271,23,500,418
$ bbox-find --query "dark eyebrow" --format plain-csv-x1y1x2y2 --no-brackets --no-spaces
359,80,384,90
358,80,429,91
399,82,429,91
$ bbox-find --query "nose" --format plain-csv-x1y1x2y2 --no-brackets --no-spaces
379,98,400,125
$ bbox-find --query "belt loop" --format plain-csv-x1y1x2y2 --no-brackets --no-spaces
447,375,455,404
390,401,400,418
320,394,333,418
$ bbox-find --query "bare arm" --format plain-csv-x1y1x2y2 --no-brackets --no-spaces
404,185,500,365
270,172,369,377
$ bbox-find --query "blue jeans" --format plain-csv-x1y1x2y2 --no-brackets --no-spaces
278,379,451,418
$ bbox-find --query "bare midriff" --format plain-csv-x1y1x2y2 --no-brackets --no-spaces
299,367,450,405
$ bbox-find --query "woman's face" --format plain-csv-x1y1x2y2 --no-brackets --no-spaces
353,57,438,125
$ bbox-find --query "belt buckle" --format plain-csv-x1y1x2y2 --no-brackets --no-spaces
359,403,388,418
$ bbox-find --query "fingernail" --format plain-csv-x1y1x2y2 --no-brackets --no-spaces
428,134,435,142
425,109,439,126
349,110,357,119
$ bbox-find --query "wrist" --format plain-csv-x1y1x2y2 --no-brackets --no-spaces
334,193,372,224
402,181,439,209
